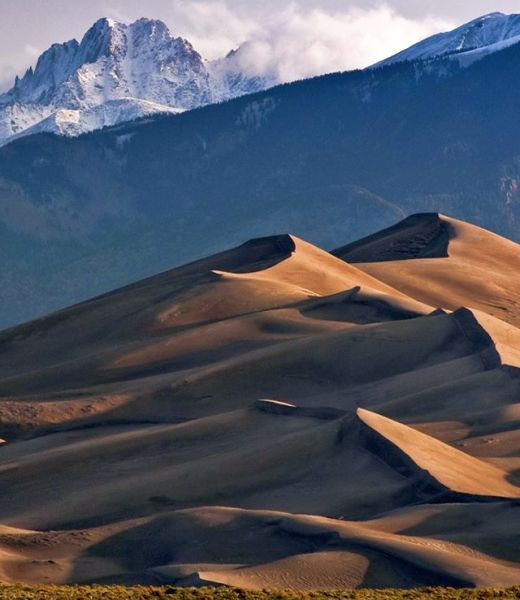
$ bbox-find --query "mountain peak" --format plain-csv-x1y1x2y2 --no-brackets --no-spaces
91,16,119,28
480,11,505,18
103,17,118,27
82,16,122,45
373,11,520,68
132,17,169,30
78,16,127,63
0,15,268,145
129,17,175,46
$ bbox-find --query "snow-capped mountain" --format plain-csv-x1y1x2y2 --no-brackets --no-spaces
0,17,268,146
5,12,520,147
374,12,520,68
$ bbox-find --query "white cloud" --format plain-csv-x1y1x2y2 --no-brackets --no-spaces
0,1,455,93
170,1,454,81
170,0,260,58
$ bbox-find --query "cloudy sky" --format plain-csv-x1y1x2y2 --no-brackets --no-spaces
0,1,517,91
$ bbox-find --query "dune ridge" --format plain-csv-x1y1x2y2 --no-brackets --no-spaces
0,214,519,588
334,213,520,327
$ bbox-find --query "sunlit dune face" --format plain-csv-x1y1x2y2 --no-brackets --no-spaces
1,217,520,587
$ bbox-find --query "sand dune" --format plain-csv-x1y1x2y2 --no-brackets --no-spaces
334,213,520,327
0,505,518,588
357,408,519,499
0,214,519,588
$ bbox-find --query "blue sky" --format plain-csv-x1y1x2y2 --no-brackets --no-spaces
0,1,517,90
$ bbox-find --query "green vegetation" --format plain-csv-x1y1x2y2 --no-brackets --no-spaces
0,586,518,600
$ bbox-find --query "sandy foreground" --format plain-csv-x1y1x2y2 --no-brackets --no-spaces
0,213,519,589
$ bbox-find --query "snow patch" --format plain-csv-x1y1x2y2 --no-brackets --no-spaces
372,12,520,69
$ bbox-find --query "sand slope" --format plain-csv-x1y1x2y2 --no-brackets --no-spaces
334,213,520,327
0,215,519,588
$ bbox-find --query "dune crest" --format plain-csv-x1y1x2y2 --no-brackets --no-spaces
357,408,520,499
335,213,520,327
0,215,519,588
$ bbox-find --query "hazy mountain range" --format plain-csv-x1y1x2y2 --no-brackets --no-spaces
1,13,520,328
